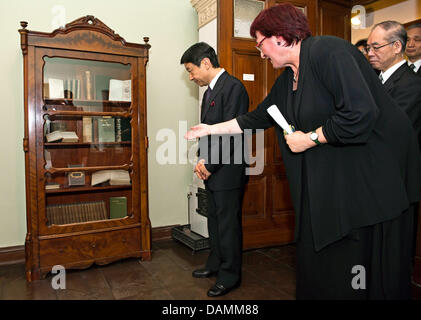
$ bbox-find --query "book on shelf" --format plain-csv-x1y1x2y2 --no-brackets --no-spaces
98,117,115,142
85,70,94,100
91,169,131,186
109,197,127,219
63,79,81,99
48,78,64,99
82,117,93,143
115,117,131,142
109,79,131,102
46,131,79,143
45,183,60,190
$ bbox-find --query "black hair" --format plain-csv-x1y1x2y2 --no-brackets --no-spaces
354,39,367,47
407,23,421,31
180,42,220,68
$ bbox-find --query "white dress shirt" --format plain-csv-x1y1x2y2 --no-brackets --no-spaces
407,59,421,73
379,60,407,84
209,68,225,90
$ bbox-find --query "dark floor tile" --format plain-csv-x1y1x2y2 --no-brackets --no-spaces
226,269,293,300
243,259,296,297
100,259,162,299
154,240,209,271
124,287,174,300
55,266,114,300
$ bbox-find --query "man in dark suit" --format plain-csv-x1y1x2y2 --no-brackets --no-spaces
368,21,421,267
368,21,421,141
180,42,249,297
406,23,421,76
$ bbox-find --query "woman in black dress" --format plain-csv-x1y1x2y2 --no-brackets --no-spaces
186,3,421,299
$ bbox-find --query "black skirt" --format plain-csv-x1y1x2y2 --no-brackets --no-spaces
295,180,415,300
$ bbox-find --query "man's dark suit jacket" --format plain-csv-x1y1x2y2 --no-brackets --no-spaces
384,63,421,143
199,71,249,191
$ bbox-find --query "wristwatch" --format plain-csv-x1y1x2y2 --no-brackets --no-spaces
310,131,321,145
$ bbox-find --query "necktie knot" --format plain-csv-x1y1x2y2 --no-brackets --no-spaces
379,73,384,83
410,63,416,71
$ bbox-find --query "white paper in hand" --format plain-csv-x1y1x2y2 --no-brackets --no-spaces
267,105,293,134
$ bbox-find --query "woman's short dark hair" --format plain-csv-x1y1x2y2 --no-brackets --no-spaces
250,3,311,46
180,42,220,68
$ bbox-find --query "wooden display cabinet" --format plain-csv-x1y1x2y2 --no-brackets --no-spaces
19,16,151,281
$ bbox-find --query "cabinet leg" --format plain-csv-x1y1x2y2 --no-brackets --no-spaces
140,250,151,261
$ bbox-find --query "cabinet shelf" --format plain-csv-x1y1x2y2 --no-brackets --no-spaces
44,98,131,107
44,110,130,118
45,184,131,194
45,164,130,174
44,141,131,147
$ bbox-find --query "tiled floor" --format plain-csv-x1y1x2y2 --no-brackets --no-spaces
0,239,296,300
1,239,420,300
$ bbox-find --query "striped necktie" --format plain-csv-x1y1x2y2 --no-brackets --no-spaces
379,73,384,83
410,63,416,71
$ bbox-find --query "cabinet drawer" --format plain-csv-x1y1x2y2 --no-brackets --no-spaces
94,228,141,259
39,235,94,267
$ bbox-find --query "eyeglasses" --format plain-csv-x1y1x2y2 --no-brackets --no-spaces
256,37,267,52
366,41,396,53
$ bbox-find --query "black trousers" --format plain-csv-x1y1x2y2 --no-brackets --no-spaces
205,188,244,288
296,188,415,300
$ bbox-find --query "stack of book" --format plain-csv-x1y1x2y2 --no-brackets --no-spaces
46,201,107,225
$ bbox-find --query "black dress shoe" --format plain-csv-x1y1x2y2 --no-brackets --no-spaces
207,283,238,297
192,268,217,278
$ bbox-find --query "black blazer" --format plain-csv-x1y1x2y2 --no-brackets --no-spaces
237,36,421,251
199,71,249,191
383,63,421,139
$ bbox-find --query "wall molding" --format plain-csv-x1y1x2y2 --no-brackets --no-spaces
0,245,25,266
191,0,217,29
0,225,180,266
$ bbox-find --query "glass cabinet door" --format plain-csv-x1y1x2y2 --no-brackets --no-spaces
42,57,134,226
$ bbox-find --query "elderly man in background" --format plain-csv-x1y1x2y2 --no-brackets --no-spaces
367,20,421,140
406,23,421,76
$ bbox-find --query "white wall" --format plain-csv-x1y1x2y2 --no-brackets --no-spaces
0,0,199,247
352,0,421,44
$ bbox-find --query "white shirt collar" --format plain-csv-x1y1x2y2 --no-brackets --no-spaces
209,68,225,90
408,59,421,73
380,60,406,83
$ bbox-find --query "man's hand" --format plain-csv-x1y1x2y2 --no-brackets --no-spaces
194,159,212,180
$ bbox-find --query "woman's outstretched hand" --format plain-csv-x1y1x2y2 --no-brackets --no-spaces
184,123,211,140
